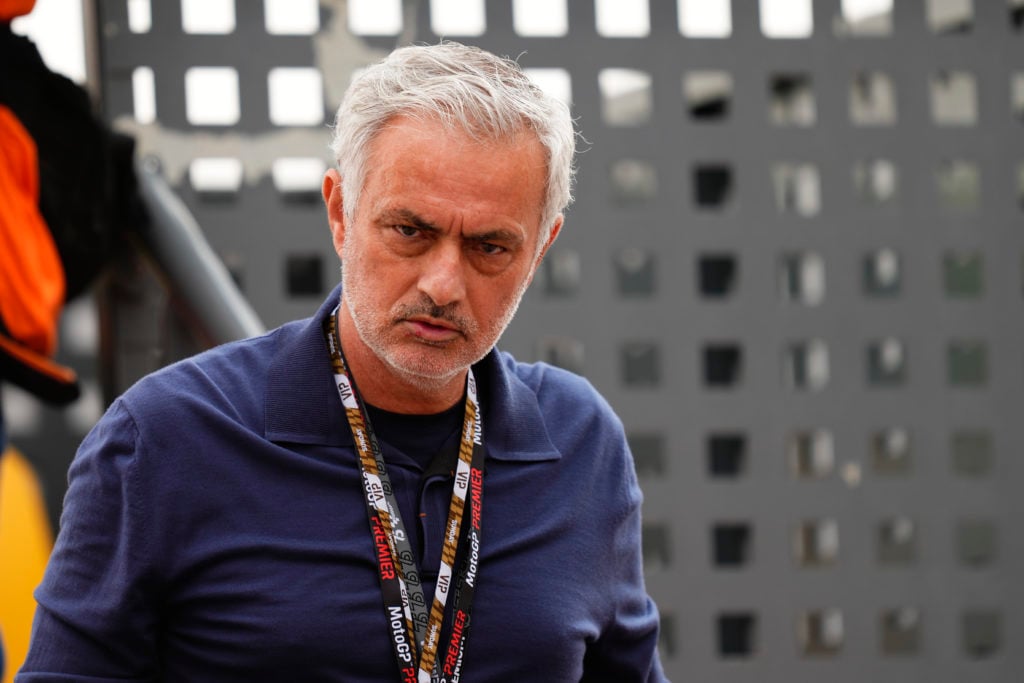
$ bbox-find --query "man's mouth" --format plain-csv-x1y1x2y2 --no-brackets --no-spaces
402,317,462,343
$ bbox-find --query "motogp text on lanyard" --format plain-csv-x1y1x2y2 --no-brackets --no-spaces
324,309,484,683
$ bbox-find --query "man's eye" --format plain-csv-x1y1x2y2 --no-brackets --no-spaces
479,242,507,256
394,225,420,238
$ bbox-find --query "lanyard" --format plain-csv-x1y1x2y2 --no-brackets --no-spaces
324,308,484,683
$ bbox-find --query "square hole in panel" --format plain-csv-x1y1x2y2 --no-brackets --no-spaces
536,336,585,376
61,297,100,357
348,0,402,34
794,518,839,567
798,609,844,657
769,74,816,126
430,0,486,36
610,159,658,205
268,68,324,126
181,0,234,33
717,613,757,658
962,610,1001,659
615,248,656,297
271,157,326,198
524,68,573,108
772,163,821,216
877,516,916,565
596,0,650,37
926,0,974,34
836,0,893,36
184,67,240,126
930,71,978,125
864,248,901,297
708,433,747,479
698,253,738,298
188,157,243,196
703,344,742,388
642,521,672,569
622,342,660,387
127,0,151,33
780,252,825,306
788,430,835,479
600,69,653,126
784,339,829,391
1014,0,1024,30
944,250,984,297
693,164,733,209
265,0,320,34
854,159,899,204
881,607,922,655
132,66,156,124
867,337,907,387
872,428,912,476
760,0,813,37
712,522,753,567
951,430,993,476
850,71,897,125
542,249,581,296
936,160,980,209
684,70,733,121
947,340,987,386
678,0,732,37
513,0,568,36
956,519,997,567
285,254,324,297
1013,73,1024,122
629,433,666,477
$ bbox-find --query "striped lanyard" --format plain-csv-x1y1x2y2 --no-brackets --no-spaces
324,309,484,682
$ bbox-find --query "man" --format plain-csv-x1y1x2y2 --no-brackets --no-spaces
19,42,666,681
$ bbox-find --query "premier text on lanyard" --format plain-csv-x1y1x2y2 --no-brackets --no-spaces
324,308,485,683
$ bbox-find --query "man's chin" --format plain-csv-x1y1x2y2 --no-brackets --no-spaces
380,351,469,387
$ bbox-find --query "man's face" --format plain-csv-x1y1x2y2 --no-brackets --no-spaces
327,115,559,388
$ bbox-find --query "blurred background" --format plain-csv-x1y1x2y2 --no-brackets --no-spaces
2,0,1023,681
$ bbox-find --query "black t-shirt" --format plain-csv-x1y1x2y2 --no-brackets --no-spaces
362,398,466,474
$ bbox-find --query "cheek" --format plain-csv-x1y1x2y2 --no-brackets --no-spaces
473,277,525,321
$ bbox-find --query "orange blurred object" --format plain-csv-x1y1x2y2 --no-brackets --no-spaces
0,0,36,22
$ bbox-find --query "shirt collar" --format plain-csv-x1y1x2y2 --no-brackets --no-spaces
265,285,561,463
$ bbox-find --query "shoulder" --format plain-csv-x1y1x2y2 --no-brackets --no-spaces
117,319,305,432
485,350,642,515
494,349,619,425
484,349,629,465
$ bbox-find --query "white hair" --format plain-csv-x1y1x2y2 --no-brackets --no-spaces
328,41,576,242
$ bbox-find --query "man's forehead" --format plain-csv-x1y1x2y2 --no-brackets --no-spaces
372,113,542,157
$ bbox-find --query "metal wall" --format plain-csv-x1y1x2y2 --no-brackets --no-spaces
19,0,1023,680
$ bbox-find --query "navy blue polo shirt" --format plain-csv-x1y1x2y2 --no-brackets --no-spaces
19,286,666,682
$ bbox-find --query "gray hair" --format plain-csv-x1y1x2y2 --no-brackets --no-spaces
328,42,576,242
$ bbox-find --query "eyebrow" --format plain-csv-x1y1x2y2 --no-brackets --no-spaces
383,208,439,234
379,208,525,246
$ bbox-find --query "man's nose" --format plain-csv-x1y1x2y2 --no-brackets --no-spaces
417,242,467,307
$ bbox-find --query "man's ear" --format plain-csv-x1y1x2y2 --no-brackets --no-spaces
526,214,563,285
322,168,346,256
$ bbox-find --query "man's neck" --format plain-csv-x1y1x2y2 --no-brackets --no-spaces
335,305,467,415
